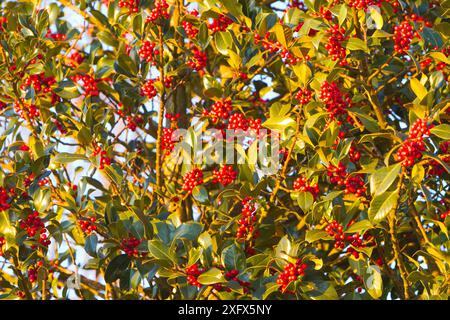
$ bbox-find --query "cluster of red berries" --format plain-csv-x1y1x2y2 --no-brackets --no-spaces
118,0,139,13
396,118,430,167
182,21,198,39
207,14,233,33
276,259,307,293
161,76,173,88
140,79,157,99
19,211,45,237
440,210,449,220
161,127,177,156
78,217,97,235
0,237,6,256
165,112,180,122
349,145,361,163
319,81,351,120
66,51,84,68
295,88,312,105
71,74,99,96
326,162,366,196
19,211,51,247
254,33,302,65
236,197,259,255
393,19,418,54
347,0,375,9
92,143,111,169
324,222,346,246
121,237,144,257
396,139,426,167
326,162,347,186
293,176,320,200
186,264,250,292
409,118,431,140
428,142,450,176
188,9,199,17
145,0,169,24
14,100,39,120
318,6,332,20
0,187,11,212
46,30,66,41
254,33,280,52
125,114,144,131
27,54,44,66
21,73,56,94
28,266,38,283
187,46,207,72
348,233,375,258
227,113,249,131
138,41,160,64
227,113,262,133
344,175,366,197
186,264,204,288
212,165,237,186
325,25,348,66
325,221,372,258
182,168,204,194
420,57,433,69
38,177,49,187
409,14,432,28
436,62,447,71
203,99,233,123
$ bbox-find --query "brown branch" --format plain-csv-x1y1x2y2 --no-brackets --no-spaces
269,111,301,203
10,256,33,300
387,168,411,299
155,24,166,198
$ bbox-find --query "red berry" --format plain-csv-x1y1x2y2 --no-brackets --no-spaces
140,79,157,99
118,0,139,13
121,237,144,258
324,25,348,66
187,46,207,72
138,41,159,64
396,119,430,167
276,258,307,293
0,187,11,212
293,176,320,200
145,0,169,23
182,168,203,194
182,21,198,39
212,165,237,186
207,14,233,33
394,19,418,54
319,81,351,120
70,74,100,96
295,88,312,105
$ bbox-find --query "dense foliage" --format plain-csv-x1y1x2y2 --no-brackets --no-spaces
0,0,449,300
